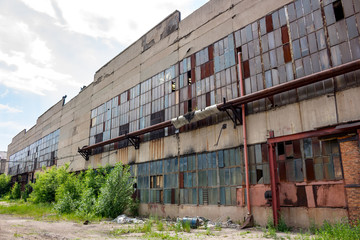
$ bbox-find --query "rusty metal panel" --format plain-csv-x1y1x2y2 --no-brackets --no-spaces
281,25,289,44
305,158,315,181
266,14,274,33
285,141,294,158
179,172,184,189
283,43,292,63
294,158,304,181
296,186,308,207
333,155,343,179
314,184,347,207
279,161,287,181
261,143,268,162
293,139,302,158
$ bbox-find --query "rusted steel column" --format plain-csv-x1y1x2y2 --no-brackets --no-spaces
237,52,251,215
268,130,280,226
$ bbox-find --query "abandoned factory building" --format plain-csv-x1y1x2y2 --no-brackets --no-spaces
6,0,360,227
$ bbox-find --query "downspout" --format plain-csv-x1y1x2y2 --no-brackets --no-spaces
237,52,251,215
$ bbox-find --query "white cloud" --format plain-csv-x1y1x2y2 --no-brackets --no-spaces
0,121,27,131
0,104,22,113
0,51,72,95
0,89,9,98
20,0,57,19
53,0,207,46
30,37,52,65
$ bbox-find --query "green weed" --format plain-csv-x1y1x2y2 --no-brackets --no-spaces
13,233,23,238
214,222,222,231
181,220,191,233
205,227,214,236
157,220,164,231
315,219,360,240
144,231,181,240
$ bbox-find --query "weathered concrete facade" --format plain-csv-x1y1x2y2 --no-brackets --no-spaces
6,0,360,227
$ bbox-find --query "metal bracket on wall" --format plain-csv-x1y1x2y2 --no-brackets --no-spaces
78,147,90,161
221,98,243,128
127,136,140,149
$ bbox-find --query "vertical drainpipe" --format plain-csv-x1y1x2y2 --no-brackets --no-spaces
237,52,251,215
268,130,280,225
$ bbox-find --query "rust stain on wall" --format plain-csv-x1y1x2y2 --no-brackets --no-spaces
93,154,101,167
279,183,297,206
249,185,271,207
314,184,347,208
149,138,164,160
117,148,129,165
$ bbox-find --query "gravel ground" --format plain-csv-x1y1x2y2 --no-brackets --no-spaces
0,214,311,240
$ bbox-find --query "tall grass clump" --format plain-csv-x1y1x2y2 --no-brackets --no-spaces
315,219,360,240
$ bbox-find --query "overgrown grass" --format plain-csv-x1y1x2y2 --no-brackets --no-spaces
315,220,360,240
0,200,103,222
214,222,222,231
144,231,182,240
0,201,53,218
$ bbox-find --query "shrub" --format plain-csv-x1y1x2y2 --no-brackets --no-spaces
10,182,21,200
21,184,32,202
76,187,97,216
0,174,11,197
54,172,82,214
29,165,69,203
96,163,134,218
129,198,140,217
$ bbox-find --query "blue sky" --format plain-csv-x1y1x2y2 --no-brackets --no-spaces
0,0,208,151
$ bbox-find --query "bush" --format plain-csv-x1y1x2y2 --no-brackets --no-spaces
129,198,140,217
54,172,82,214
10,182,21,200
21,184,32,202
96,163,134,218
0,174,11,197
29,165,69,203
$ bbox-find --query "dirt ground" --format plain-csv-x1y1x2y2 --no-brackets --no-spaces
0,214,308,240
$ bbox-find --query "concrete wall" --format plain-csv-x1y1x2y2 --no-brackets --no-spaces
139,204,348,228
6,0,360,227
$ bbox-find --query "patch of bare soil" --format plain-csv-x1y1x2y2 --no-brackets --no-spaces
0,214,306,240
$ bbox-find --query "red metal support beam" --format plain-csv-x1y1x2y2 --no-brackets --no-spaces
268,131,280,226
238,52,251,215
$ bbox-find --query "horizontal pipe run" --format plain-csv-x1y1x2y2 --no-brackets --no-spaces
218,59,360,109
81,120,172,151
80,59,360,152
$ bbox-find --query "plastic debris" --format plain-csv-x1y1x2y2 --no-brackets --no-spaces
176,217,200,229
112,214,144,224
